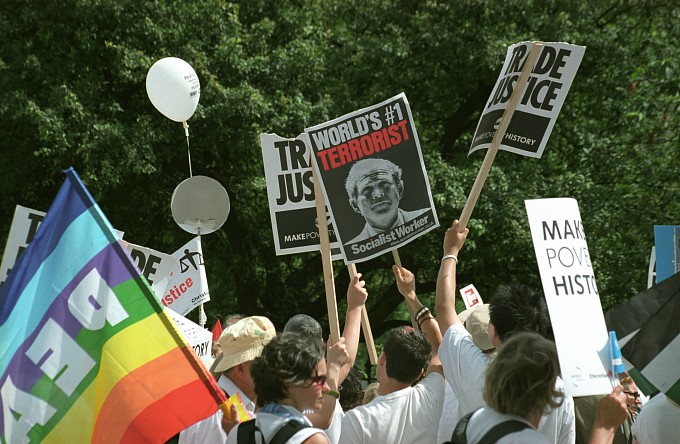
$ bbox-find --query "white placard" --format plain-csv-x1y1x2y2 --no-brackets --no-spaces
260,133,342,258
124,242,178,300
1,205,123,287
166,309,213,368
470,42,585,158
161,236,210,315
459,284,483,310
525,197,611,396
0,206,45,287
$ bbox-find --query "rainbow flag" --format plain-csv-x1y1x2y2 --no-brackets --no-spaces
0,168,226,443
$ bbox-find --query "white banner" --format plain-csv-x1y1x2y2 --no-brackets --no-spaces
470,42,585,158
124,242,178,301
260,133,342,257
162,236,210,315
525,197,611,397
166,309,213,368
0,206,45,287
1,205,124,287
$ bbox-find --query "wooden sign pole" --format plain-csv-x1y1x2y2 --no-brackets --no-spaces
312,167,341,343
459,42,543,231
346,263,378,365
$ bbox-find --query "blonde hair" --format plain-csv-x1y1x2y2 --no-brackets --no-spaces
362,382,380,404
483,332,564,419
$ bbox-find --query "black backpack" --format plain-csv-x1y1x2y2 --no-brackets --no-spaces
236,418,308,444
445,409,531,444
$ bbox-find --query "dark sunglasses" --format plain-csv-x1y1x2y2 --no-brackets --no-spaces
623,390,640,399
306,374,327,387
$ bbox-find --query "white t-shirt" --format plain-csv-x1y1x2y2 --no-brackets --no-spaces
439,324,576,444
466,407,550,444
631,393,680,444
324,400,344,444
339,372,445,444
437,382,460,444
179,374,256,444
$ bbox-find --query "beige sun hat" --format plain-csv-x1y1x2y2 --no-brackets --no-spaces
213,316,276,373
458,304,494,352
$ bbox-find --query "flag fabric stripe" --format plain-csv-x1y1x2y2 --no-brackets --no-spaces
92,347,207,443
0,182,89,322
666,379,680,404
637,331,680,393
120,379,220,444
0,168,225,443
40,312,179,442
0,245,155,408
605,272,680,339
621,278,680,370
0,210,112,371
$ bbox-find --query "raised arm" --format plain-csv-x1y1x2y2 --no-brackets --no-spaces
393,265,442,375
588,385,629,444
306,337,349,429
339,273,367,384
435,219,468,335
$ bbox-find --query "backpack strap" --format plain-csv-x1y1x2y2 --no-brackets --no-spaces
269,419,309,444
448,410,477,444
236,419,259,444
477,419,531,444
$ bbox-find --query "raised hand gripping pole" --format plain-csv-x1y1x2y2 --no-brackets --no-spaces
392,250,418,328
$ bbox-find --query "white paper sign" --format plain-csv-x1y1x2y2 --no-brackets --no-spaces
166,309,213,368
260,133,342,258
124,242,178,300
525,197,611,396
470,42,585,158
162,236,210,315
459,284,483,310
1,205,123,287
0,206,45,287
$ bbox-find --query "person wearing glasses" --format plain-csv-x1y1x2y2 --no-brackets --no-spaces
180,316,276,444
227,332,348,444
339,265,445,443
620,376,642,420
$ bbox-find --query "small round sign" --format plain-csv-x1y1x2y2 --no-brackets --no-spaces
171,176,230,235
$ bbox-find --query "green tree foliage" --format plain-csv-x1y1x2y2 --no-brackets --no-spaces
0,1,678,362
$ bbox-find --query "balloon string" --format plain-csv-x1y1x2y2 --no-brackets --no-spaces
183,121,193,177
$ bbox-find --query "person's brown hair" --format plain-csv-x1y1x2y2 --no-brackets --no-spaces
483,332,564,419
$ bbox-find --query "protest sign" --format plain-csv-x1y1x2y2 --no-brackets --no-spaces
0,206,45,287
124,242,178,300
653,225,680,284
525,197,611,397
1,205,124,287
260,133,341,257
167,309,213,368
306,92,439,263
459,284,483,310
469,42,585,159
162,236,210,315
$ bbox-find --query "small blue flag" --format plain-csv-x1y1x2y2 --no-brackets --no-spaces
609,330,626,376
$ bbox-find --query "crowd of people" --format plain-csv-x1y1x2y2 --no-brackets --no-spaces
173,220,676,444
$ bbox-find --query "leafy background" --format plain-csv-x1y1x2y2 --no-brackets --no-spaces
1,0,678,377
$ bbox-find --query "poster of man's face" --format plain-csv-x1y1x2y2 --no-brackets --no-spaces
306,93,439,263
347,159,404,231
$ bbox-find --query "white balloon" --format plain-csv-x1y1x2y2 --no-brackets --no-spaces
146,57,200,122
